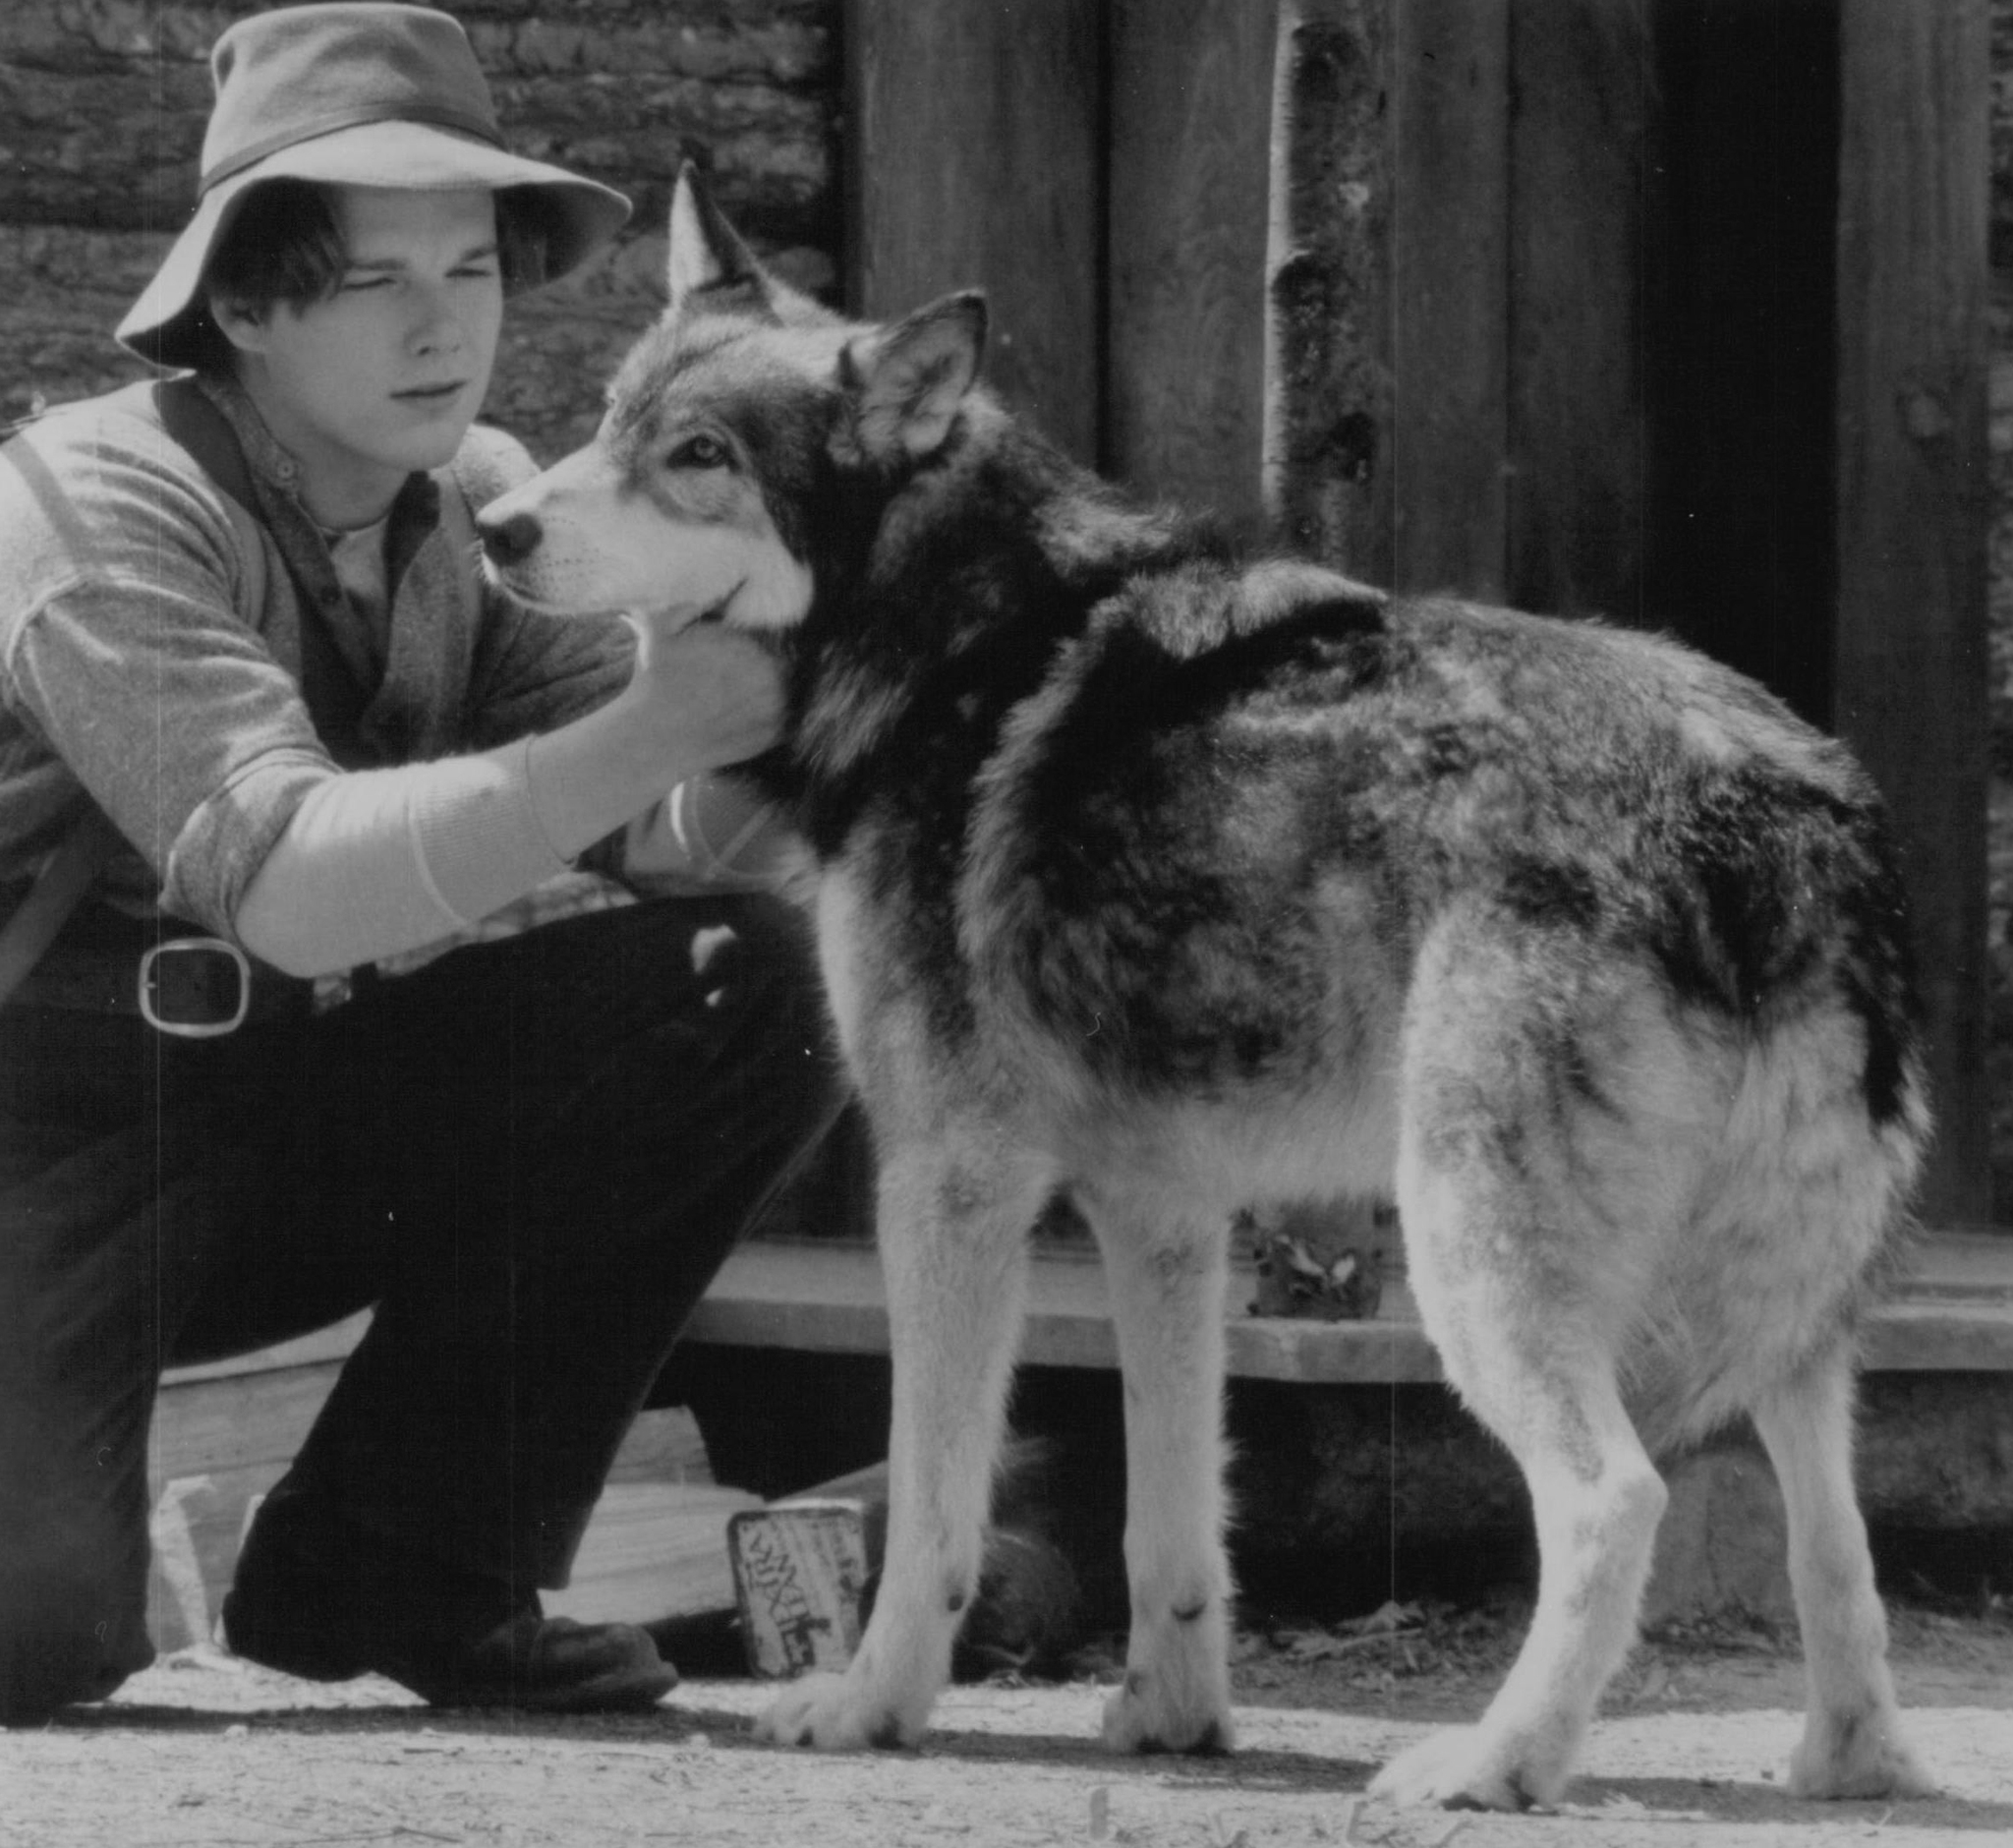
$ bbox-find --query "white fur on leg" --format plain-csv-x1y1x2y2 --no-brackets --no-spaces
1375,1131,1672,1811
1371,1443,1666,1809
1753,1359,1936,1799
1090,1203,1237,1757
755,1141,1047,1751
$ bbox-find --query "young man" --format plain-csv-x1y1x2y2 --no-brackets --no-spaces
0,4,837,1721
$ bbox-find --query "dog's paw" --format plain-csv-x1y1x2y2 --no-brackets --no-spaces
1100,1666,1235,1758
1369,1725,1562,1812
1789,1712,1938,1801
752,1673,921,1752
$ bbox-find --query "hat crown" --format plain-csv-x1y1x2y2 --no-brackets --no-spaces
202,3,502,195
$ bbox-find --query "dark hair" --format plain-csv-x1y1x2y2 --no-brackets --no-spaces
178,177,551,373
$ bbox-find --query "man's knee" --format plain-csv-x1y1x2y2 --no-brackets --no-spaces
682,899,837,1105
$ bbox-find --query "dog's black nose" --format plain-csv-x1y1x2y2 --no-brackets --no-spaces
477,510,542,567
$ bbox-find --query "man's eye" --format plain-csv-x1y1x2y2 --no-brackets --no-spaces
668,435,730,470
340,275,391,292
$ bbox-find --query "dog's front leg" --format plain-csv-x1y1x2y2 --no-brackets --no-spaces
1083,1192,1237,1756
755,1137,1050,1750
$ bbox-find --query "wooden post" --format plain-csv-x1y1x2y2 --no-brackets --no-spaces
1390,0,1510,600
1834,0,1992,1226
842,0,1102,465
1267,0,1644,612
1265,0,1393,582
1105,0,1276,532
1505,0,1653,621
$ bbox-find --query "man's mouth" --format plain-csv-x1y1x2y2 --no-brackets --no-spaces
394,381,467,403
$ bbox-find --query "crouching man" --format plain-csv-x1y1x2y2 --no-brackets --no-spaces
0,3,837,1722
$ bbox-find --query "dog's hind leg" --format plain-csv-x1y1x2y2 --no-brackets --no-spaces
755,1133,1054,1750
1371,1275,1665,1809
1083,1186,1237,1756
1752,1351,1935,1798
1372,928,1671,1810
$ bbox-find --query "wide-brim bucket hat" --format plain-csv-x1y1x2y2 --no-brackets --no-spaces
118,2,632,367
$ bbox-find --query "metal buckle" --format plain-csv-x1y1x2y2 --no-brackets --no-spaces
138,937,252,1037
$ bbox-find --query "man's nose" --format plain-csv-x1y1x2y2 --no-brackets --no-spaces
409,286,465,354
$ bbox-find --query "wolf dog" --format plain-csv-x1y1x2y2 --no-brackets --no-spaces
479,168,1935,1811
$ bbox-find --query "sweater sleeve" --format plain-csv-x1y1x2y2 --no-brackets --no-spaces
232,737,572,977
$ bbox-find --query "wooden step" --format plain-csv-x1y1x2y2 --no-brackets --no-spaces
679,1231,2013,1381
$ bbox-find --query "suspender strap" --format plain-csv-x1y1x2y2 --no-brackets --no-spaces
0,379,274,1011
0,808,121,1008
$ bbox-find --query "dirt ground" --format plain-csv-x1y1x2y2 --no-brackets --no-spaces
3,1598,2008,1848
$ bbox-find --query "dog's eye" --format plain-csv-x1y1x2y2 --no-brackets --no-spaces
668,435,731,471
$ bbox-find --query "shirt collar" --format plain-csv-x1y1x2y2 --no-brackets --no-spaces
192,369,441,538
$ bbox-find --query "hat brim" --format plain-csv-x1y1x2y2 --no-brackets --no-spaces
117,121,631,367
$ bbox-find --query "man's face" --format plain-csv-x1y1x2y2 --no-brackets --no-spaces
222,186,504,527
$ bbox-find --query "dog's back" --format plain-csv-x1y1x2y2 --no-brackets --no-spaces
934,545,1924,1433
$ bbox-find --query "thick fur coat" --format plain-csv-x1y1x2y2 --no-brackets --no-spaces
479,168,1935,1812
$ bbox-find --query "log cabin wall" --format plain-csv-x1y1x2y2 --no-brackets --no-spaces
0,0,843,460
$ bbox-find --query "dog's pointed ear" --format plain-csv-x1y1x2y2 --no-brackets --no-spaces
840,292,988,463
666,162,766,311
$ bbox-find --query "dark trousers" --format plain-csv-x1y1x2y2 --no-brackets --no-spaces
0,894,840,1719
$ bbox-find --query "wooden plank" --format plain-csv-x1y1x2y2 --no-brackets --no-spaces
1390,0,1511,599
148,1361,344,1486
1265,0,1393,580
1902,1229,2013,1299
147,1461,288,1653
842,0,1100,463
688,1240,1438,1383
1861,1300,2013,1373
1834,0,1993,1227
1105,0,1276,532
682,1234,2013,1380
545,1483,762,1628
159,1310,372,1387
153,1345,708,1490
1505,0,1652,619
604,1406,715,1487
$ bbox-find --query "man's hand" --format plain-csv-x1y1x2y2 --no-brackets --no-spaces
626,621,786,772
525,621,788,868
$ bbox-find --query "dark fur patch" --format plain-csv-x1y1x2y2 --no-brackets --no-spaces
990,585,1398,1091
758,416,1238,1050
1502,858,1602,932
1640,762,1919,1124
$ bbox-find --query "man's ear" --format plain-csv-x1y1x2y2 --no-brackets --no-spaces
839,292,987,463
665,162,768,312
205,288,269,355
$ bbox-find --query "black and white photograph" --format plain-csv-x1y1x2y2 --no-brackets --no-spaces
0,4,2007,1842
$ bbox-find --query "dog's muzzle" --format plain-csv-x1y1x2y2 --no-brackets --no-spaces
476,508,542,568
